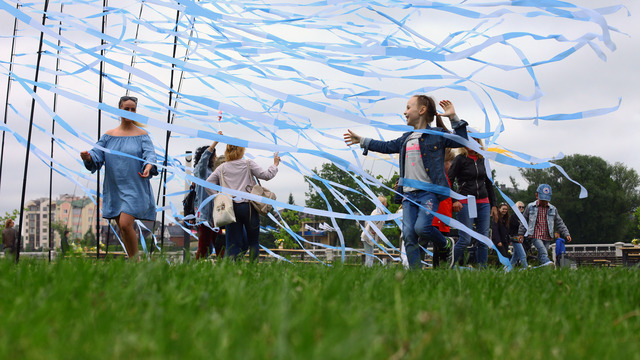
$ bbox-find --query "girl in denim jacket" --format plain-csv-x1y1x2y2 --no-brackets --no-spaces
344,95,468,269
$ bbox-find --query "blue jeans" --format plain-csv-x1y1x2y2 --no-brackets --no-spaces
453,202,491,267
402,191,446,269
510,241,528,268
532,238,551,264
225,202,260,261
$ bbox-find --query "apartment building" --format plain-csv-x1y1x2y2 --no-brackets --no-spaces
21,195,106,250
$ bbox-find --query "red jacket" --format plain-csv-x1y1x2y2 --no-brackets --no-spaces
432,174,452,233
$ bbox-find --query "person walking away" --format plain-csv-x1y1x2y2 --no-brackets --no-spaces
361,196,389,267
206,145,280,261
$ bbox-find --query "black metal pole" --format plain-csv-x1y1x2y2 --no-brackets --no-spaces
105,221,111,257
96,0,108,259
152,10,195,253
125,2,145,95
0,2,20,194
49,3,64,263
159,9,181,251
17,0,51,263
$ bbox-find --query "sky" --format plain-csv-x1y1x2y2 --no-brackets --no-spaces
0,0,638,222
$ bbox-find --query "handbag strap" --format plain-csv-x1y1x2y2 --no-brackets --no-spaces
219,163,229,189
245,159,261,186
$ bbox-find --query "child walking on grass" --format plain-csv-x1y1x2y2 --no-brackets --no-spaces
360,196,389,267
344,95,468,269
517,184,571,268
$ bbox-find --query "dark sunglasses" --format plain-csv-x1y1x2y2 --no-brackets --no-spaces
518,206,525,209
120,96,138,103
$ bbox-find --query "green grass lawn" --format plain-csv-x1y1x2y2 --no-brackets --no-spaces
0,258,638,359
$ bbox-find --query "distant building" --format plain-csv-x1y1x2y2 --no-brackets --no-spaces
22,198,50,250
154,223,193,248
21,194,107,250
282,211,336,246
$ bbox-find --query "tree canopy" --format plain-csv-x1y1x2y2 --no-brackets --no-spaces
502,154,640,244
304,162,399,247
301,154,640,246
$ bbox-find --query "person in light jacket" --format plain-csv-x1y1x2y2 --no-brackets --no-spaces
360,196,389,267
206,145,280,261
517,184,571,268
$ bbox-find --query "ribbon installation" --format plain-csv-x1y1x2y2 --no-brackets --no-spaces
0,0,627,267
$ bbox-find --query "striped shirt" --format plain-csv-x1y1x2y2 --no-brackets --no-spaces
532,204,552,241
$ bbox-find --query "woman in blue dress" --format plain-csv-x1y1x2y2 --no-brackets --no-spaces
80,96,158,258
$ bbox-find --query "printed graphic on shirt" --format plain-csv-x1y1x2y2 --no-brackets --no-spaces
405,135,421,167
406,139,422,166
403,133,432,192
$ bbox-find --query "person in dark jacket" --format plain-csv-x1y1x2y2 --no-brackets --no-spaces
344,95,469,269
492,203,510,259
448,138,497,268
193,131,223,260
2,219,18,261
61,230,70,256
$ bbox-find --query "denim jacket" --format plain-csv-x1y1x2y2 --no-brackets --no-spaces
360,119,468,201
194,149,214,224
518,201,570,239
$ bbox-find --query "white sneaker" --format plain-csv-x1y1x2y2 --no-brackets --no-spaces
542,261,555,268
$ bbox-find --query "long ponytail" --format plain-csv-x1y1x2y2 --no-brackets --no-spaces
414,94,449,132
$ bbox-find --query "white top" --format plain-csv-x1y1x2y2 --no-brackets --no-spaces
361,207,386,246
206,159,278,203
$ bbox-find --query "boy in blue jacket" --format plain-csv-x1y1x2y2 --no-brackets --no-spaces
517,184,572,268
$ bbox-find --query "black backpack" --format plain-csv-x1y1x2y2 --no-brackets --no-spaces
183,183,197,216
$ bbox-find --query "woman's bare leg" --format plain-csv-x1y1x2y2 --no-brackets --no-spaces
115,213,139,258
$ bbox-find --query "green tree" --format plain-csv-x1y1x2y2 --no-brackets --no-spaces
273,209,302,249
515,154,640,244
82,229,96,247
258,196,303,248
304,163,397,247
51,221,70,245
633,207,640,240
496,173,529,206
